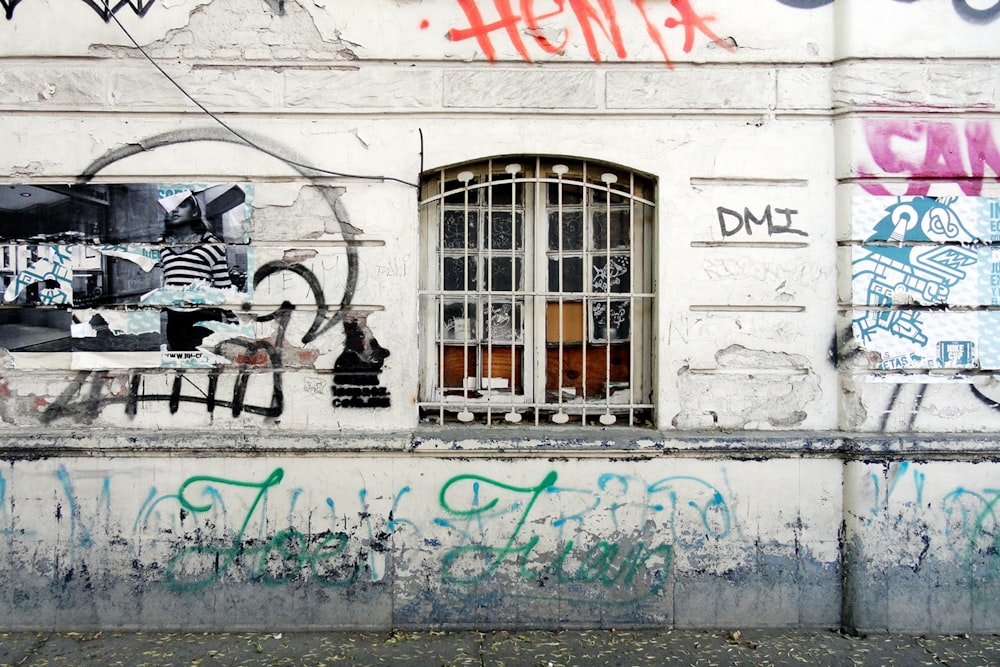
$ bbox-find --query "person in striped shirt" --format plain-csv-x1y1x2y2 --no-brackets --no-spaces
158,190,232,351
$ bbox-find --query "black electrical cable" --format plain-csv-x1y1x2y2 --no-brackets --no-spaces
109,11,419,189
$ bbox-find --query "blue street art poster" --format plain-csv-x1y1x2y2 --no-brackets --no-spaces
851,195,1000,371
0,183,254,369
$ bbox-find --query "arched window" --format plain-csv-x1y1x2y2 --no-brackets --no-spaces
419,157,655,426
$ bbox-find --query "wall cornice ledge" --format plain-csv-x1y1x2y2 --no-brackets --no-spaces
0,430,995,460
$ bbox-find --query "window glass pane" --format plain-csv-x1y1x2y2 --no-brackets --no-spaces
590,300,630,342
487,256,523,292
441,301,477,341
489,177,521,206
548,257,584,293
592,210,630,250
591,255,630,293
548,211,584,251
636,202,654,235
421,157,653,421
487,212,523,250
589,181,627,204
483,301,523,342
443,179,479,205
442,211,478,249
443,256,477,291
548,182,584,206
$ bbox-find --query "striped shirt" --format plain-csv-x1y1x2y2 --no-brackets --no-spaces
161,235,232,289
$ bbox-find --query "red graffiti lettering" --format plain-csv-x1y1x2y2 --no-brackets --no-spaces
448,0,527,61
567,0,626,61
862,120,1000,196
446,0,731,66
631,0,670,63
663,0,725,54
522,0,569,54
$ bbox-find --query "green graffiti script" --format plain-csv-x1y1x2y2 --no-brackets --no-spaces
438,471,673,602
165,468,360,591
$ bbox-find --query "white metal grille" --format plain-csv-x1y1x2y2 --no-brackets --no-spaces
419,157,655,427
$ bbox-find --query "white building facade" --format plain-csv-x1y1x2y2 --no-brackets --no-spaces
0,0,999,632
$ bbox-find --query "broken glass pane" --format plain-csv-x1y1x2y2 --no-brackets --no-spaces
590,300,630,342
548,211,584,251
442,210,478,249
591,255,630,293
443,256,477,291
592,210,630,250
548,257,583,293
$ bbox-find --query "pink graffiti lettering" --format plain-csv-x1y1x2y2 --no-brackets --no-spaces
861,120,1000,196
446,0,732,67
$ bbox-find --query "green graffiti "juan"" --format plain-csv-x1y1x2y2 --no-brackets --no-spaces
165,468,360,592
438,471,673,599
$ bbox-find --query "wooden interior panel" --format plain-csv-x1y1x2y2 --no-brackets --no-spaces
546,344,630,397
440,345,523,393
545,301,585,343
482,347,523,393
440,346,476,388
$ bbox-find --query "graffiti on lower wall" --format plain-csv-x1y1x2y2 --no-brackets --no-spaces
851,460,1000,602
0,460,755,621
18,455,1000,628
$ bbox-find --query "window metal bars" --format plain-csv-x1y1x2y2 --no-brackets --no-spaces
420,157,653,427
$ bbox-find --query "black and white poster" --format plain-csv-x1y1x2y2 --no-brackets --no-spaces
0,183,254,368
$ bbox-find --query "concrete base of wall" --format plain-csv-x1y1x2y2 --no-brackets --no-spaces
0,431,992,632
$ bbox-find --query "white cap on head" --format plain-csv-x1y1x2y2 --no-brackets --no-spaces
158,185,245,217
157,190,195,212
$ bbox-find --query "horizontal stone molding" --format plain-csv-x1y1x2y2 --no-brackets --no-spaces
833,60,1000,112
0,430,998,458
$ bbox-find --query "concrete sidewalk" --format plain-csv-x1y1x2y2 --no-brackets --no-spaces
2,629,1000,666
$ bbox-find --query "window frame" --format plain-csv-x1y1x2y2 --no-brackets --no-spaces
419,156,655,427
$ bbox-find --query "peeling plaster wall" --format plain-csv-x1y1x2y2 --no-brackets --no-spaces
0,0,998,632
0,445,845,630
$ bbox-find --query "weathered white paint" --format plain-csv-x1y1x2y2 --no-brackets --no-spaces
0,0,999,632
0,444,844,629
